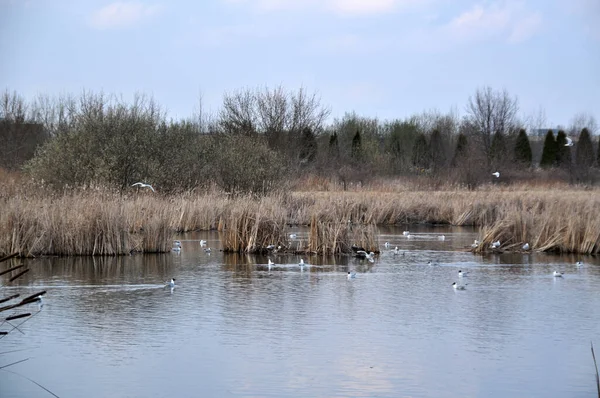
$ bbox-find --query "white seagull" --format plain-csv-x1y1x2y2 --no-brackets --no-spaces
458,270,468,277
471,240,480,248
200,240,207,246
491,240,501,249
132,182,155,192
452,282,466,290
402,231,410,236
165,278,176,288
492,172,500,178
268,258,275,271
384,242,390,248
289,233,297,239
576,261,584,267
553,271,563,277
565,137,573,147
347,271,357,280
392,246,400,256
438,235,445,241
522,243,530,250
204,247,211,253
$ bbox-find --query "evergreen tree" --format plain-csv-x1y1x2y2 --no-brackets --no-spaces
555,130,572,167
429,129,446,171
575,128,594,169
299,127,317,163
328,132,339,158
351,129,361,159
539,130,557,168
513,128,532,167
451,133,468,167
489,131,506,166
412,133,430,169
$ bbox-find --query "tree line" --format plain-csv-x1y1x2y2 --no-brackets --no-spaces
0,87,598,194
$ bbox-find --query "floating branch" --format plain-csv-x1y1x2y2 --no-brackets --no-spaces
0,294,20,304
5,313,31,322
0,264,25,276
0,253,19,263
8,268,29,282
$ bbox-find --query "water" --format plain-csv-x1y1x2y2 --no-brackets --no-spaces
2,226,600,398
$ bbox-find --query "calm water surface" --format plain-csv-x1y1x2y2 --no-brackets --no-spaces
1,226,600,398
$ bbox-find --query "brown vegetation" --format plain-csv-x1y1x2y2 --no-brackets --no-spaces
1,175,598,256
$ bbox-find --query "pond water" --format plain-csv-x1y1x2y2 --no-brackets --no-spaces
1,226,600,398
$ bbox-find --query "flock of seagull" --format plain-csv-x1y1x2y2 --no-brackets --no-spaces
166,228,586,290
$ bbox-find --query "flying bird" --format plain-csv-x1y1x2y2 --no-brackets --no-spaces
132,182,155,192
565,137,573,147
492,172,500,178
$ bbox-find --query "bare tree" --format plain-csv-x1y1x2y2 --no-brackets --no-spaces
219,88,258,135
465,86,519,168
569,112,598,136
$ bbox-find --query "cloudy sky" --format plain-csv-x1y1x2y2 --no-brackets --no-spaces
1,0,599,126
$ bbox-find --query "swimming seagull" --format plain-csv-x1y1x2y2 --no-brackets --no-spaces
471,240,479,248
200,240,207,246
392,246,400,256
576,261,584,267
403,231,410,236
165,278,176,288
458,270,468,277
384,242,390,248
522,243,530,250
491,240,501,249
347,271,357,280
452,282,466,290
553,271,563,277
565,137,573,147
438,235,445,241
268,259,274,271
131,182,155,192
172,240,182,252
204,247,211,253
289,233,297,239
492,172,500,178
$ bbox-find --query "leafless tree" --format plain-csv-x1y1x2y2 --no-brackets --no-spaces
219,88,258,135
465,86,519,168
569,112,598,136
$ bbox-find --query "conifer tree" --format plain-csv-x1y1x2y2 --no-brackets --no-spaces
555,130,572,167
514,128,532,167
490,131,506,166
328,132,339,158
299,127,317,163
412,133,430,169
429,129,446,171
539,130,557,168
575,128,594,169
351,129,361,159
451,133,468,167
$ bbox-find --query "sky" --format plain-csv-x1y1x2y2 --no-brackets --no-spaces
1,0,599,128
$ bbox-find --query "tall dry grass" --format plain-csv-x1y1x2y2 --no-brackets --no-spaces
1,176,599,256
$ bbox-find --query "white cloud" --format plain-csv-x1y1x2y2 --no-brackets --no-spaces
224,0,423,16
442,1,542,44
89,2,162,30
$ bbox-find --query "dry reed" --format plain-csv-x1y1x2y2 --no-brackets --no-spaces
1,179,599,256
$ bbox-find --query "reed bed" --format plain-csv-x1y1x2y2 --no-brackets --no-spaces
220,200,287,254
1,183,599,256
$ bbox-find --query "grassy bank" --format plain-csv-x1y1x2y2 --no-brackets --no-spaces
1,180,599,256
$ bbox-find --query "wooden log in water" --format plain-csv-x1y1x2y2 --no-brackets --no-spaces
8,268,29,282
20,291,46,305
0,294,20,304
0,253,19,263
0,264,25,277
5,313,31,321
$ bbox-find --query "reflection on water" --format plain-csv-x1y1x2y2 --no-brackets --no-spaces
1,226,600,398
